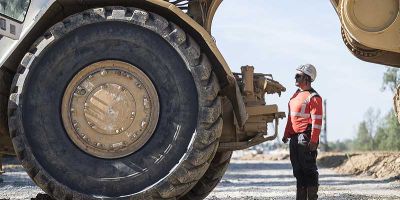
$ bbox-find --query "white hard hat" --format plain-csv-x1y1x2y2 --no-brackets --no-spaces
297,64,317,82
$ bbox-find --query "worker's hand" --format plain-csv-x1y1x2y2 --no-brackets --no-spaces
308,142,318,151
282,136,288,144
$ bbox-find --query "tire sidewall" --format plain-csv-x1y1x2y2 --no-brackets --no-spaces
19,21,199,196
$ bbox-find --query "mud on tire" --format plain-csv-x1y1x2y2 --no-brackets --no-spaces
8,7,222,199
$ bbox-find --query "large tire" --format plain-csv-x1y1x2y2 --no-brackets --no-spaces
181,151,232,200
8,7,222,199
0,68,13,155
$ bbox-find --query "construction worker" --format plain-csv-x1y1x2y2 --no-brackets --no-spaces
282,64,322,200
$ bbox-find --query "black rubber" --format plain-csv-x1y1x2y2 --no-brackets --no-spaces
180,151,232,200
32,193,55,200
0,68,13,154
8,7,222,199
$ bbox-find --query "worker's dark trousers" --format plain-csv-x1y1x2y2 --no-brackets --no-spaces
289,133,319,187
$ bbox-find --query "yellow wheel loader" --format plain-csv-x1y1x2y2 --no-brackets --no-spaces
0,0,285,199
330,0,400,122
0,0,398,199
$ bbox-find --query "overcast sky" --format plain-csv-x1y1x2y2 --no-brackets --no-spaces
212,0,393,142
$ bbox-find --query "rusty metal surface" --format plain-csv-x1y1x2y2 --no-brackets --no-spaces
61,60,159,159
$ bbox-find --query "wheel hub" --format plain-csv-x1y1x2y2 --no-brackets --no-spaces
62,60,159,159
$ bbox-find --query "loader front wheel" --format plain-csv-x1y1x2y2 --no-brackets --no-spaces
8,7,222,199
181,151,232,200
0,68,13,155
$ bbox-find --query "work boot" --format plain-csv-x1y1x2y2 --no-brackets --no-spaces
307,186,318,200
296,186,307,200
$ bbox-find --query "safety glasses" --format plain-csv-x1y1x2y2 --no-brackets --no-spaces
295,74,304,79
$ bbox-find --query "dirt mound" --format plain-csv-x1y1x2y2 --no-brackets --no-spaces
237,151,399,180
317,153,349,168
318,152,400,180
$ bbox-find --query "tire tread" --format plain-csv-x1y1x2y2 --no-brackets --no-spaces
8,6,222,200
180,151,233,200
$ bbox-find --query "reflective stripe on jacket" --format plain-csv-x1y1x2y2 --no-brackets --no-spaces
284,89,323,143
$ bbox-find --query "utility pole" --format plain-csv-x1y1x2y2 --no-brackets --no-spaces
321,99,328,151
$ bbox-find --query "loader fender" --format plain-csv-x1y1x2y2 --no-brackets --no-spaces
0,0,247,126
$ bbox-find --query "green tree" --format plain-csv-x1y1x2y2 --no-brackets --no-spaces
352,68,400,151
353,121,373,151
374,110,400,151
328,139,352,152
374,126,388,150
382,68,399,93
377,67,400,151
364,108,380,149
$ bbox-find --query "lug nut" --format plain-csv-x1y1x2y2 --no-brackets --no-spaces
141,121,147,128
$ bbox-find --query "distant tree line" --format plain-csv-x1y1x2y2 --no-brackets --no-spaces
353,109,400,151
329,68,400,152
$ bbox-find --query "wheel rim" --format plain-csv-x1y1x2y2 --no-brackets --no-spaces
61,60,159,159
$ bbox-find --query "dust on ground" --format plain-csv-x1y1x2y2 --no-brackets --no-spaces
0,151,399,200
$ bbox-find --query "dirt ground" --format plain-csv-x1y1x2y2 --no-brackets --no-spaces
0,152,399,200
319,152,400,180
207,159,400,200
205,151,400,200
241,151,400,181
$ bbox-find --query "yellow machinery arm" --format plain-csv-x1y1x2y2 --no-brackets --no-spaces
330,0,400,67
331,0,400,122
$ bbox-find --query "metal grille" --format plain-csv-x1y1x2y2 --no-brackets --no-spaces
166,0,192,12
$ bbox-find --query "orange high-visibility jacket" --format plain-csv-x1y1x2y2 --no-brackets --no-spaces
284,89,323,143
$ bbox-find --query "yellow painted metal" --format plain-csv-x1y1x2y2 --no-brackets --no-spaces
187,0,222,33
62,60,159,159
346,0,398,32
338,0,400,53
220,66,286,150
204,0,223,33
146,0,234,78
242,66,254,95
246,105,278,116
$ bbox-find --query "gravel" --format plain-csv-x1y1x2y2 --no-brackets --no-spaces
0,157,399,200
206,159,400,200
